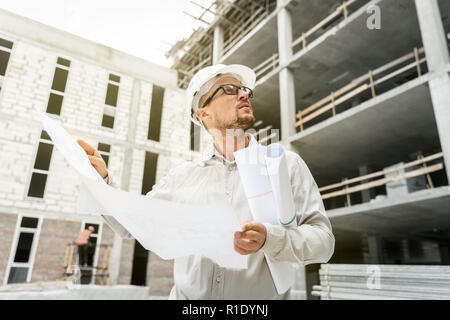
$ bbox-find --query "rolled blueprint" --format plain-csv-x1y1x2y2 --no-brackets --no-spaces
234,142,296,294
233,143,278,225
265,143,297,227
81,176,248,269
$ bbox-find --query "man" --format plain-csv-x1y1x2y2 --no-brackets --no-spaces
77,64,335,299
76,225,95,267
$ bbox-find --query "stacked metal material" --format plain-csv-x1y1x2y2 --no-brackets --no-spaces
311,264,450,300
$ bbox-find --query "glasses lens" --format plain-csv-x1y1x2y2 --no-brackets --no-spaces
245,87,253,98
221,84,253,98
222,84,238,95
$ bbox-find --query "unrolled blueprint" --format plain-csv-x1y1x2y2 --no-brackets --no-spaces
37,111,248,269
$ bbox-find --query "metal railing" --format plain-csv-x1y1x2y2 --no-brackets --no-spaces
291,0,359,50
174,1,274,89
253,53,279,80
294,47,427,131
222,5,269,56
319,152,444,207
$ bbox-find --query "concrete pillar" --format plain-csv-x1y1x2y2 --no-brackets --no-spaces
439,245,450,264
407,151,427,191
414,0,449,70
109,235,122,285
358,165,375,203
277,0,305,299
415,0,450,183
385,162,409,198
213,25,224,65
290,264,307,300
428,76,450,183
277,0,297,141
367,235,383,264
277,0,293,63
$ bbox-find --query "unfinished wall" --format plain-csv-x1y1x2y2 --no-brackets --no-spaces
31,218,81,282
147,253,174,297
118,239,134,285
0,213,18,286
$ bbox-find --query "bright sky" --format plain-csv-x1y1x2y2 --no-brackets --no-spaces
0,0,215,67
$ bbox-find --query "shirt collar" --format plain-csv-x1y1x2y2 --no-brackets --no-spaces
199,133,258,166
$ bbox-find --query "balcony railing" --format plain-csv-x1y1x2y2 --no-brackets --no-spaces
253,53,279,80
222,5,269,56
294,47,427,131
319,152,444,207
291,0,359,51
253,0,361,81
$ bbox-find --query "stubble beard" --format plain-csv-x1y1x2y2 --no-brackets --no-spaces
236,114,255,130
217,112,255,133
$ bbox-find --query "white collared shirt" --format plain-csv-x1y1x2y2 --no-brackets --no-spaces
103,134,335,299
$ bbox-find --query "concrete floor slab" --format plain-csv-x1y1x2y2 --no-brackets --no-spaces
286,74,441,186
289,0,423,109
245,0,441,131
217,0,450,133
220,10,278,69
327,186,450,234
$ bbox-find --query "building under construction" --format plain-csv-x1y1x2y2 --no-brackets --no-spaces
167,0,450,299
1,0,450,300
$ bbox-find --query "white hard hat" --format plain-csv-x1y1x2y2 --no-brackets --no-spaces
187,64,256,127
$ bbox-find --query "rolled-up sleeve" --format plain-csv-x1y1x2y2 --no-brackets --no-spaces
260,154,335,266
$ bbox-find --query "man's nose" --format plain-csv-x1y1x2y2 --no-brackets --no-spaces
237,88,249,100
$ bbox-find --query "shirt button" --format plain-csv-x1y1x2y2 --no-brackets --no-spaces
226,191,230,196
216,276,221,283
228,166,233,172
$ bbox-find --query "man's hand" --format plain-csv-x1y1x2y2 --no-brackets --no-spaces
76,139,108,179
234,220,267,255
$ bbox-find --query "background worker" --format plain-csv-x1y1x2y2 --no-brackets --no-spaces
75,225,95,267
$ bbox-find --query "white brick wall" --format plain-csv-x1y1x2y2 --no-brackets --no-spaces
0,121,37,207
0,31,208,220
0,11,219,291
0,41,54,120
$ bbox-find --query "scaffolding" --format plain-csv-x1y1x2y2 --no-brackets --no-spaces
62,242,113,286
166,0,277,89
167,0,369,89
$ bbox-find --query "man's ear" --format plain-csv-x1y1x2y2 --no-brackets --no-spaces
196,107,210,123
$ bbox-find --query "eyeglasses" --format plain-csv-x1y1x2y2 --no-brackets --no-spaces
200,84,253,109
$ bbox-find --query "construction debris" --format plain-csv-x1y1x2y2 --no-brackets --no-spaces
0,281,153,300
312,264,450,300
